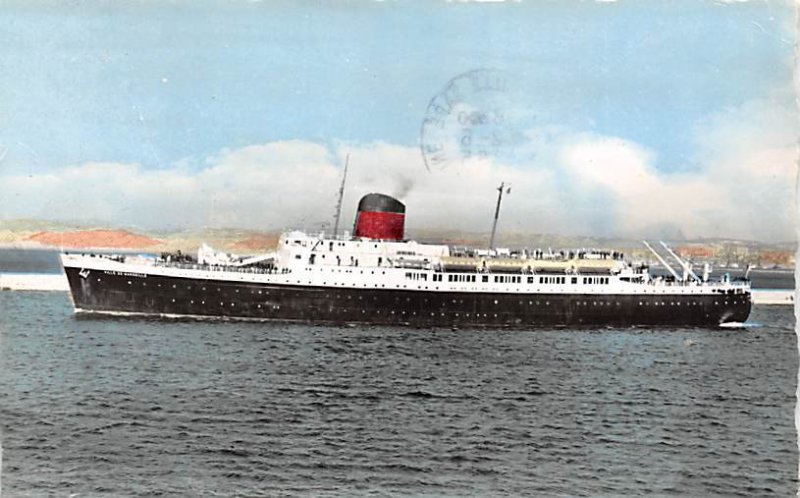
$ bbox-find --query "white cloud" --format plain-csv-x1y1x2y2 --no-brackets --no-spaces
559,136,732,239
0,96,796,243
690,94,798,241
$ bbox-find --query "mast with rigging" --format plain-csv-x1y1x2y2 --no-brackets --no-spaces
332,153,350,238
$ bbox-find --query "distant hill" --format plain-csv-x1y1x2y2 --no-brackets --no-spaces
0,220,282,253
26,229,161,249
0,219,794,268
151,228,281,253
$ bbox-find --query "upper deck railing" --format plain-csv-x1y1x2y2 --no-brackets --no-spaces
67,251,749,291
151,261,287,274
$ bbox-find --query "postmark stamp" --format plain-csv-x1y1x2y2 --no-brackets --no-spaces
420,68,519,171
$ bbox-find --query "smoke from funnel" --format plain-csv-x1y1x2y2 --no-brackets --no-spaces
393,175,415,199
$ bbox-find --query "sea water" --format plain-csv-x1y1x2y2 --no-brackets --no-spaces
0,292,796,496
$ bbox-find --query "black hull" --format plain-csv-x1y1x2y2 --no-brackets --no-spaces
64,267,751,328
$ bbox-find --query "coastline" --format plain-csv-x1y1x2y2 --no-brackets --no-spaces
0,272,69,292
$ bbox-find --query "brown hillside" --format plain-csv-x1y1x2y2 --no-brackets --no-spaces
230,234,280,251
26,229,161,249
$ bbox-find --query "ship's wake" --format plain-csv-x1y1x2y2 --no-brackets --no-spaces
719,321,760,329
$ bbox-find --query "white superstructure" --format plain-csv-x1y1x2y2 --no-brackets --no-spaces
60,230,750,299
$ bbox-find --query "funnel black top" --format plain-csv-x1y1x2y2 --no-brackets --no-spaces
357,193,405,214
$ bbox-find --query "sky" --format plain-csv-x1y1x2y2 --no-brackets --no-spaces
0,0,796,242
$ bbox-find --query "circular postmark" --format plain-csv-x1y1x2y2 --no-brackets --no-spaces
420,69,519,172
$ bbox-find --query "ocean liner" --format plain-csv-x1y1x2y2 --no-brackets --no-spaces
61,193,751,327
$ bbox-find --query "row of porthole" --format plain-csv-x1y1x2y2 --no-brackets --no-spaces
637,301,702,306
324,295,558,307
167,297,737,309
164,299,734,310
125,280,280,297
139,277,721,299
165,298,282,310
634,300,741,306
318,299,734,309
355,309,503,318
116,272,722,297
369,310,503,318
117,279,737,307
320,309,489,318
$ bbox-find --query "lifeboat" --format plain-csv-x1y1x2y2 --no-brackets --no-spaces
440,256,481,272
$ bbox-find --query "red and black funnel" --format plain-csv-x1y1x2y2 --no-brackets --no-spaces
354,193,405,241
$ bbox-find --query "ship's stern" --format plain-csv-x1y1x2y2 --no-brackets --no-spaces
716,287,753,326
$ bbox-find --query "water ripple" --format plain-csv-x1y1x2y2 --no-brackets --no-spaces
0,292,796,496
